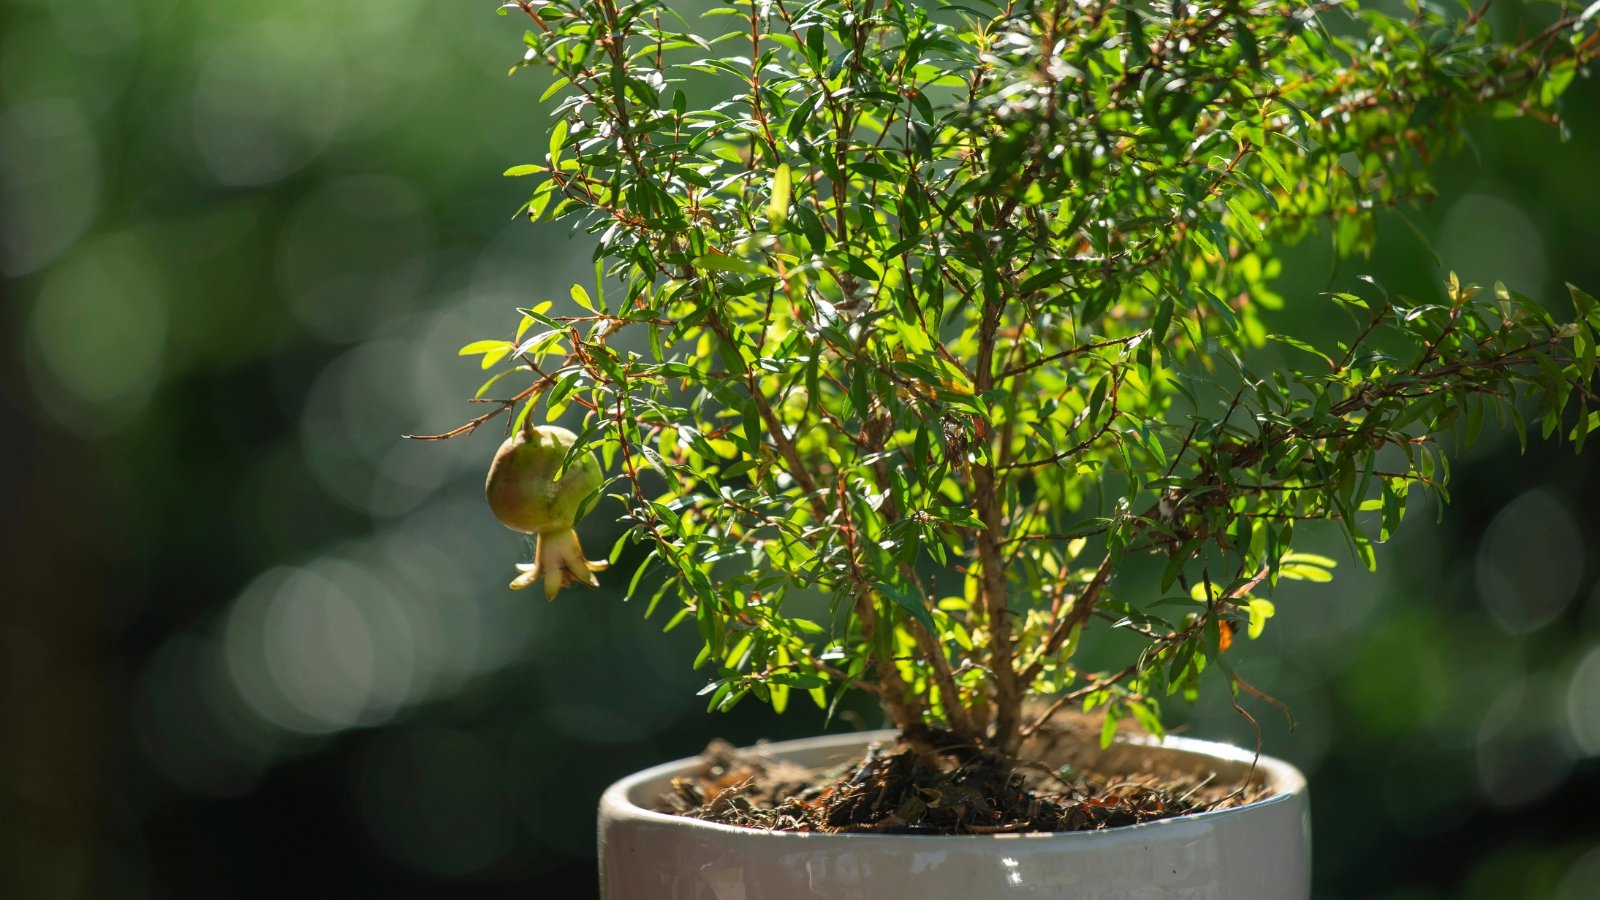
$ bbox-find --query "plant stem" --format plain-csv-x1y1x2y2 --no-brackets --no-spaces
973,296,1022,755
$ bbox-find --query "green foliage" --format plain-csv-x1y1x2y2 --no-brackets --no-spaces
456,0,1600,754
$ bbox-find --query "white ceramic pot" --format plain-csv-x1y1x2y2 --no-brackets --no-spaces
598,730,1309,899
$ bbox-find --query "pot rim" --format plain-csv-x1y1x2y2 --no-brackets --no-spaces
601,728,1306,841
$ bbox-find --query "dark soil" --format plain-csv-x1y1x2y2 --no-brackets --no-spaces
658,715,1270,835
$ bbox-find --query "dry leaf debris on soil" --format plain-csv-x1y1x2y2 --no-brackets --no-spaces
660,720,1268,835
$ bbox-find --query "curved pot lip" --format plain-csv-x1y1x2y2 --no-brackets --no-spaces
601,728,1307,841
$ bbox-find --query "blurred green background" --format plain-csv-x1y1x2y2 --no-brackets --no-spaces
2,0,1598,897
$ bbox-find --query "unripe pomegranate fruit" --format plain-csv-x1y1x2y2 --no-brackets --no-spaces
485,424,606,598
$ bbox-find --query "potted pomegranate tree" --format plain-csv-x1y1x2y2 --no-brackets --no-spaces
425,0,1600,895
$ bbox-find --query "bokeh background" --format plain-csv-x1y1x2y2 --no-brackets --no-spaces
3,0,1598,897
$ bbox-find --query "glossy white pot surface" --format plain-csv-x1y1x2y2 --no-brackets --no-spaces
599,730,1310,899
